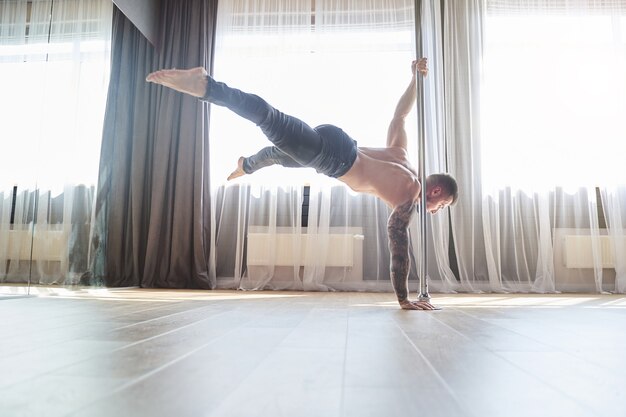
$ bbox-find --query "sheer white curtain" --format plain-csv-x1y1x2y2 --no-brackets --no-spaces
448,0,626,292
443,0,489,292
209,0,439,291
0,0,112,285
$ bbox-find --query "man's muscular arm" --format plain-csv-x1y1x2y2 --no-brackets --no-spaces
386,58,428,150
387,201,436,311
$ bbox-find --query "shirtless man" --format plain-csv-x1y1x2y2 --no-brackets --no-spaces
146,58,458,310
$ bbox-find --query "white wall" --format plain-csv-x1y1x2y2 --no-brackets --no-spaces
112,0,161,47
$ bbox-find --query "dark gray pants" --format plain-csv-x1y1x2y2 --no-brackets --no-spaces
202,77,357,178
242,146,302,174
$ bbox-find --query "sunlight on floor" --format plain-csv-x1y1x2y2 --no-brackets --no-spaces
0,285,308,302
1,285,625,308
72,289,308,302
351,294,626,309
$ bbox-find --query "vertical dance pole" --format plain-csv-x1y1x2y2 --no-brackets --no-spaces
414,0,430,302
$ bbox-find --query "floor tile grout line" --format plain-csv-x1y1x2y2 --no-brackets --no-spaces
107,299,294,354
205,297,339,417
391,317,476,417
452,307,623,374
427,307,602,416
0,299,192,361
111,302,227,331
107,309,235,352
339,301,351,417
452,307,559,350
1,304,241,392
65,315,255,417
65,297,312,417
3,294,324,395
0,298,179,341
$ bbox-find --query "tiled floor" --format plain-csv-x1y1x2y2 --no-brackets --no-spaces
1,287,625,417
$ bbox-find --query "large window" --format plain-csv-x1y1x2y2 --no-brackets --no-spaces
0,0,112,194
481,2,626,193
210,0,417,187
0,0,112,284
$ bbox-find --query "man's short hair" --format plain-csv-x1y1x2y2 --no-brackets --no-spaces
427,173,459,205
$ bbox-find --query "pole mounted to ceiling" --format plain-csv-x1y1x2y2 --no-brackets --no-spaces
413,0,430,302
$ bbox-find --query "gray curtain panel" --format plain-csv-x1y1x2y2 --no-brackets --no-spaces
91,1,217,288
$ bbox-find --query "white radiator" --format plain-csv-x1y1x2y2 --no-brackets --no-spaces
246,226,364,280
0,227,68,261
562,234,625,268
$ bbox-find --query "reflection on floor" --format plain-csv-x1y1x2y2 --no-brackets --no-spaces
1,286,625,417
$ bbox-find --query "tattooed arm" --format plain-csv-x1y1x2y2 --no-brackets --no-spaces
387,200,436,311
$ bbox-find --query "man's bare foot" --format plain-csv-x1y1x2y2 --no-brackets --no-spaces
227,157,246,181
146,67,208,97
